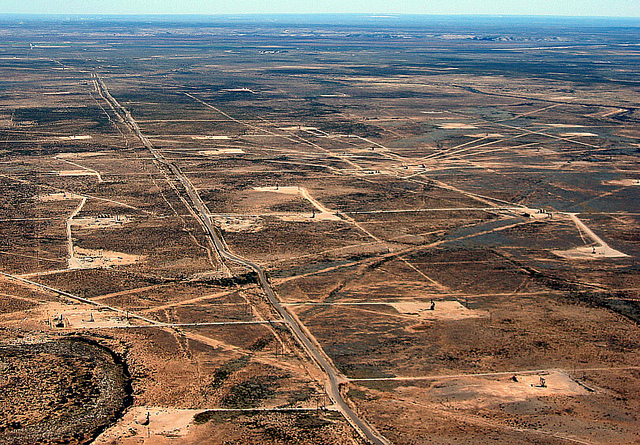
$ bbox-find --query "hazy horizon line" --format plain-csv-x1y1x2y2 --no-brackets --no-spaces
1,13,640,19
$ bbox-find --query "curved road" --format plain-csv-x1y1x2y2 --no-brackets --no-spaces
94,74,390,445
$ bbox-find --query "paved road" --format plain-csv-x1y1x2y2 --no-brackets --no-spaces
95,74,390,445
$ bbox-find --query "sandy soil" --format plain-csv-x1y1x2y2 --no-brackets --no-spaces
279,126,320,131
191,136,230,140
253,186,342,222
395,370,589,409
57,135,92,140
392,300,489,321
560,132,599,137
544,123,586,128
69,247,143,269
94,407,201,445
519,208,553,219
439,123,478,129
586,108,627,118
38,302,134,329
464,133,504,138
222,88,255,93
56,151,112,158
58,170,97,177
276,213,339,222
554,245,629,259
603,179,640,186
554,214,628,259
198,148,244,155
72,215,131,230
39,192,83,201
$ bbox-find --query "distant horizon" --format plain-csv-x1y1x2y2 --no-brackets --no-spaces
2,13,640,25
0,0,639,19
1,13,640,19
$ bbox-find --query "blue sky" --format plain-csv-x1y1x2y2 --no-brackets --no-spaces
1,0,638,17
